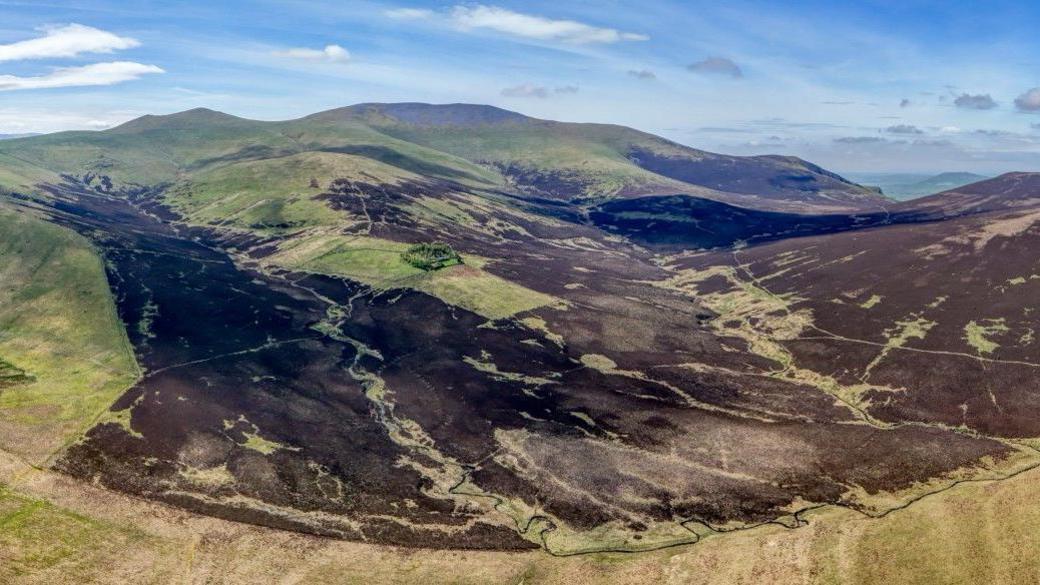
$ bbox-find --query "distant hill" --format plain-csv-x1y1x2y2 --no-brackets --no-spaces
895,172,1040,219
315,103,886,212
847,171,989,200
0,103,885,215
0,133,37,140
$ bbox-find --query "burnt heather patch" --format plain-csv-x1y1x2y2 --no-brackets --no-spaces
7,177,1022,555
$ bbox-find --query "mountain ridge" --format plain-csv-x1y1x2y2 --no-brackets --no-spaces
0,103,886,213
895,171,1040,218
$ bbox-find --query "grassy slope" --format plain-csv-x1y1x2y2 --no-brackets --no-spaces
263,233,557,319
0,109,503,195
0,105,878,220
166,151,408,231
0,484,179,583
355,116,704,198
333,105,879,206
0,207,139,463
279,116,504,188
0,110,553,335
0,154,60,192
0,113,273,186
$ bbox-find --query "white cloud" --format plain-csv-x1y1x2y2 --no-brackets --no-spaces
0,61,163,91
450,5,648,44
0,24,139,62
272,44,350,63
385,8,433,20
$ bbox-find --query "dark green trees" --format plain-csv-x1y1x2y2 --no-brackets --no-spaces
401,242,462,271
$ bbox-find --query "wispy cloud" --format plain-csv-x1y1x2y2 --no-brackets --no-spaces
886,124,923,135
500,83,579,98
0,106,143,133
384,8,433,20
272,44,350,63
835,136,886,143
0,23,139,62
688,56,743,78
449,5,648,44
501,83,548,98
974,129,1016,137
953,93,997,110
627,69,656,80
0,61,163,91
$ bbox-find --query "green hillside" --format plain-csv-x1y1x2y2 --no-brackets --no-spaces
311,103,884,209
0,103,883,215
0,104,890,367
0,107,501,197
0,206,139,464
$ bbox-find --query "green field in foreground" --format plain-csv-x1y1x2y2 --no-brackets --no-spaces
0,207,139,463
263,233,558,320
0,483,179,583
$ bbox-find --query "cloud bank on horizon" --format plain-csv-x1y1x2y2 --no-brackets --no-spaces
3,0,1040,173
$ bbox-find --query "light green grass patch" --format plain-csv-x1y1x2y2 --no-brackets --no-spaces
167,151,417,232
263,234,556,320
0,210,139,462
964,319,1009,355
0,155,58,195
374,120,699,199
859,294,883,309
403,195,478,226
0,483,174,581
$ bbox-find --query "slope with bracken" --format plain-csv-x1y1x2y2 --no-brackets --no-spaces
0,107,1031,556
672,172,1040,437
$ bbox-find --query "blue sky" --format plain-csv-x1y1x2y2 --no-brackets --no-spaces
3,0,1040,173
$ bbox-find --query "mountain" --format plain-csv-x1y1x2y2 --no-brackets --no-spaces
310,103,887,212
0,104,886,216
0,104,1036,566
848,171,989,200
896,172,1040,218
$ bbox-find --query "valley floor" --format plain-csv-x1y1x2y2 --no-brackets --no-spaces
4,166,1040,581
4,442,1040,584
